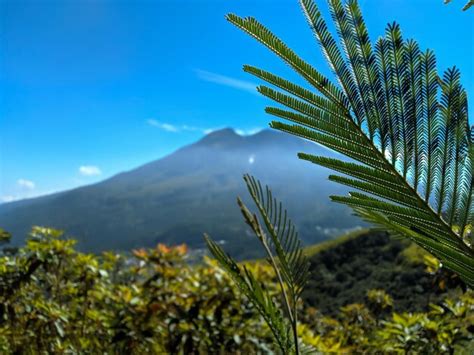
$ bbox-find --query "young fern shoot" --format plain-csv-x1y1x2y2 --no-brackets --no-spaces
225,0,473,287
205,175,311,355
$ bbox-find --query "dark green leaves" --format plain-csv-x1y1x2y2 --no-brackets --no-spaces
228,0,473,286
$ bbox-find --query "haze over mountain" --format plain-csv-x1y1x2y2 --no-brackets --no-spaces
0,129,362,259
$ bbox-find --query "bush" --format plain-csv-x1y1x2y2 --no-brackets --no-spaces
1,227,472,353
0,227,276,353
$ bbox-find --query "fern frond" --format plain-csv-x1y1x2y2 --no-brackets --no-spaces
299,0,361,124
226,14,348,109
244,65,347,119
402,39,422,190
352,208,473,285
375,37,397,164
205,235,293,352
386,22,409,177
206,175,310,354
228,0,474,286
242,174,310,299
328,0,371,129
458,127,473,235
465,1,474,10
420,49,439,202
346,0,385,145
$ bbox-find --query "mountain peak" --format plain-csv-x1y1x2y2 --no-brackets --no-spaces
202,127,273,140
206,127,239,138
196,128,243,147
194,127,317,151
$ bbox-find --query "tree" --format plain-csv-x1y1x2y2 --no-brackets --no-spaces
223,0,473,287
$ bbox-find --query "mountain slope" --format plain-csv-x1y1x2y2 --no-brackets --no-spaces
0,128,361,259
301,229,462,315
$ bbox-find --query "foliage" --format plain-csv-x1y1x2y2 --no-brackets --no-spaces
201,173,473,353
206,175,311,354
301,229,467,316
0,227,277,354
300,288,474,353
226,0,473,286
0,226,472,353
206,177,473,354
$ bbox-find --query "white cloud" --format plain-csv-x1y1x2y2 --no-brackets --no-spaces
147,119,179,132
79,165,102,176
181,124,201,132
235,128,263,136
147,119,263,138
195,69,258,94
17,179,35,190
147,119,213,134
1,195,17,203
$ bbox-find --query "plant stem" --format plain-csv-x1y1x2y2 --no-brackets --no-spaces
292,300,299,355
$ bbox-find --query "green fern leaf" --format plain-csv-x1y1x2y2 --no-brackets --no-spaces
241,174,310,299
205,235,293,352
227,0,474,286
206,175,310,354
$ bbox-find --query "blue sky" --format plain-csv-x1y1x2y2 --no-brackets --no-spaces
1,0,473,202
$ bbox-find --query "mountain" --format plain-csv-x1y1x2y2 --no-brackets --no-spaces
0,128,362,259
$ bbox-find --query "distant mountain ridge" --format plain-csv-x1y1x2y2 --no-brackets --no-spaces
0,128,362,259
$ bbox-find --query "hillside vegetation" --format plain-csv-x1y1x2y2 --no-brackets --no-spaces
1,227,472,353
302,229,463,315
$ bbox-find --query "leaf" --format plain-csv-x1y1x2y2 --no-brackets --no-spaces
228,0,474,286
205,175,310,354
205,235,293,353
241,174,310,300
